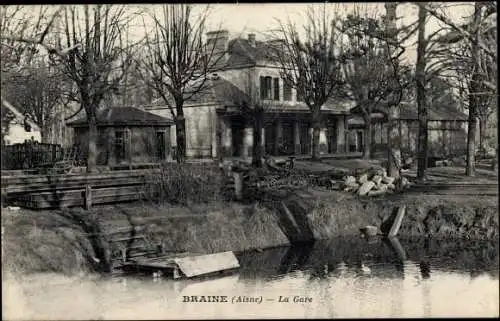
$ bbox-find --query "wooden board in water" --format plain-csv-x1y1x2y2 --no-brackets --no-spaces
124,252,240,279
173,251,240,278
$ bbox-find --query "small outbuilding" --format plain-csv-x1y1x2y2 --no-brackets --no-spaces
67,107,174,166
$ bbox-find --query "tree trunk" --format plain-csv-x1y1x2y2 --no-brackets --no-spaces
465,99,477,176
466,2,482,177
311,109,322,161
87,113,98,173
362,114,372,159
175,115,186,163
40,130,48,144
416,3,428,181
478,116,488,153
252,109,264,167
387,111,402,179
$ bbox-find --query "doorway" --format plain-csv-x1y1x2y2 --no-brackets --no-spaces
327,119,337,154
231,117,244,157
155,131,166,160
300,122,310,155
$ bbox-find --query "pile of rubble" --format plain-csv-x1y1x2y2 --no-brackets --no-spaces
342,168,411,197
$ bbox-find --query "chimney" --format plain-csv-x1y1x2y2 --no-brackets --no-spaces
248,33,256,47
384,3,398,39
206,30,229,66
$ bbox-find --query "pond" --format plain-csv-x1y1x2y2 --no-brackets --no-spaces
3,237,499,319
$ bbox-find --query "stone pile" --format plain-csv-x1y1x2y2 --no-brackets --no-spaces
342,168,411,197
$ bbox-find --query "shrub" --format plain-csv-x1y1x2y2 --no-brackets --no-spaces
142,163,227,205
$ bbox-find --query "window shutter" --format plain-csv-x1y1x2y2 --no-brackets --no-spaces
273,78,280,101
283,79,292,101
260,76,266,99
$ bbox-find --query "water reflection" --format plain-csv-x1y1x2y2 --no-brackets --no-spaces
3,237,499,319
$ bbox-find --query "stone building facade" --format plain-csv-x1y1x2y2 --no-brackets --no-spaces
146,30,354,159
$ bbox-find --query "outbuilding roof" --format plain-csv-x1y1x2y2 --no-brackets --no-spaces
67,107,174,127
350,101,468,121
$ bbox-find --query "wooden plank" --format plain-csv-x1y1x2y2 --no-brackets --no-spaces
1,169,159,185
387,236,407,261
16,192,144,209
388,205,406,238
2,173,149,187
3,179,150,194
15,185,144,201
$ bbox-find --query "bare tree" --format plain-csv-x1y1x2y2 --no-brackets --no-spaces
339,5,413,161
424,2,497,62
0,6,61,71
139,4,225,163
45,5,139,172
415,2,429,180
383,3,415,179
430,2,497,157
1,6,63,145
272,5,345,161
424,2,497,174
1,59,70,143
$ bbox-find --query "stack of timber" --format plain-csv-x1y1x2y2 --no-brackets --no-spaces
1,169,160,209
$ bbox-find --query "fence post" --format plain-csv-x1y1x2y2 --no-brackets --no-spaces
84,185,92,210
233,172,243,201
52,144,57,162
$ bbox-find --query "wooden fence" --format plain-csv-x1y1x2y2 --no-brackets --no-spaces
1,170,155,209
1,142,64,170
1,169,238,210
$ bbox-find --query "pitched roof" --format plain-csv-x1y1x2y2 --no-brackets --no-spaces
1,99,40,130
185,75,250,106
398,102,468,121
350,101,468,121
67,107,174,127
226,38,278,68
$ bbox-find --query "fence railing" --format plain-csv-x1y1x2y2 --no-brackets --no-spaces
1,142,64,170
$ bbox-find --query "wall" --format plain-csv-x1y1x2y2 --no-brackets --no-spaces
369,118,468,158
401,120,467,157
183,105,217,158
145,64,350,159
4,123,41,145
72,125,171,166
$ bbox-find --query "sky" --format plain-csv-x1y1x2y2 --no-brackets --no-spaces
5,3,476,65
129,2,475,64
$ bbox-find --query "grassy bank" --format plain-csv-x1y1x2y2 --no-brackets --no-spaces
2,162,498,276
3,190,497,276
268,189,499,240
1,201,289,276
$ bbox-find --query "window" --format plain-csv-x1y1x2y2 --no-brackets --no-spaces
260,76,273,100
273,78,280,101
115,130,127,162
23,118,31,132
296,87,305,102
283,79,292,101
